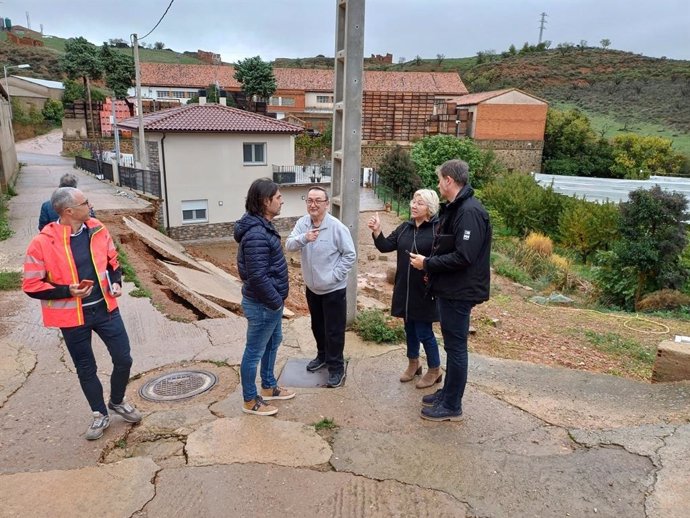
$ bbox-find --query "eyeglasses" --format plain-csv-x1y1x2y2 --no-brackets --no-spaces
69,199,89,209
306,198,328,206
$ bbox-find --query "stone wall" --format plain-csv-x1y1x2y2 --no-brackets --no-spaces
361,142,412,169
62,137,134,155
475,139,544,173
169,216,301,242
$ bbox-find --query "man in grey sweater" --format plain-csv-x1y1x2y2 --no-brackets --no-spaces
286,187,356,387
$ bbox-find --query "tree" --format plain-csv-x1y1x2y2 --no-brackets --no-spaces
543,108,614,177
154,41,165,50
508,44,517,55
61,37,103,136
377,146,421,198
600,38,611,49
436,53,445,65
595,186,688,308
101,45,135,99
233,56,277,112
610,134,686,179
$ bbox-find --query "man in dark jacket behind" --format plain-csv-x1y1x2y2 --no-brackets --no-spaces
234,178,295,416
410,159,492,421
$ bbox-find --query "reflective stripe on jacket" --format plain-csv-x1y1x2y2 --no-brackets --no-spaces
23,218,120,327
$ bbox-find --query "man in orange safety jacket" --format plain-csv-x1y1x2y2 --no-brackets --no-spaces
23,187,142,440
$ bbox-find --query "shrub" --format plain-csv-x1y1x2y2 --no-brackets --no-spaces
42,99,64,124
593,250,638,309
482,173,567,237
410,135,497,189
559,198,620,263
377,145,421,198
524,232,553,257
0,193,13,241
636,289,690,312
548,254,575,291
353,309,406,343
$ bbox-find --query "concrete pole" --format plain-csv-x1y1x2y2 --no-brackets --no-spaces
132,33,148,170
332,0,365,325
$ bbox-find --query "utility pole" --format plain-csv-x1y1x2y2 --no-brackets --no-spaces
132,33,148,170
332,0,365,325
538,12,547,44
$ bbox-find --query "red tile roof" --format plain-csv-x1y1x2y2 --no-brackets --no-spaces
141,63,467,95
118,104,303,133
452,88,546,105
141,63,241,90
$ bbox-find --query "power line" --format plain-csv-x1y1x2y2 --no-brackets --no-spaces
140,0,175,41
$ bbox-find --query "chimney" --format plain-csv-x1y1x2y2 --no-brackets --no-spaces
198,89,206,105
219,89,227,106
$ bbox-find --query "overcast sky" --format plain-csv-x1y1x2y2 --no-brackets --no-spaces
6,0,690,62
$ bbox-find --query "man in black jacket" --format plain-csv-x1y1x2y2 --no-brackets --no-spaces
410,159,492,421
234,178,295,416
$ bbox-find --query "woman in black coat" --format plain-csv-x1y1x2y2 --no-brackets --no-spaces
368,189,442,389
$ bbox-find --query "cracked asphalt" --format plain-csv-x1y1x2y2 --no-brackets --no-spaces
0,132,689,517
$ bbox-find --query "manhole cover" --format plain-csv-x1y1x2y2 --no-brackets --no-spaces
139,370,217,402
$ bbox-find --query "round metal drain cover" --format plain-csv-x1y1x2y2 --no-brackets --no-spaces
139,370,217,402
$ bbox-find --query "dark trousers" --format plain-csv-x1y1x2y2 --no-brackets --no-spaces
437,298,474,412
306,287,346,374
61,304,132,415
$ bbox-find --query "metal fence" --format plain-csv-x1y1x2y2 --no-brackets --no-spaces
74,156,161,198
272,164,332,184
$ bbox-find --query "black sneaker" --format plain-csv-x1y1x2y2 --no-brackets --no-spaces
420,403,463,422
306,357,326,372
421,389,444,407
327,370,346,388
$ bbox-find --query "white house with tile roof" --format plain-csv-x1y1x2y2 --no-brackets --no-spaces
119,103,310,240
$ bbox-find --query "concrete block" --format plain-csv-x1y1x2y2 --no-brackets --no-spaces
652,340,690,382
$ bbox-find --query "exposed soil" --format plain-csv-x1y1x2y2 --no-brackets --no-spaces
101,209,690,382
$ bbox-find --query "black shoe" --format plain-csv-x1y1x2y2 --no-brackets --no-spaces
306,357,326,372
327,370,346,388
420,403,463,422
421,389,444,407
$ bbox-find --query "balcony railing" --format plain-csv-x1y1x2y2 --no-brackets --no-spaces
272,164,332,185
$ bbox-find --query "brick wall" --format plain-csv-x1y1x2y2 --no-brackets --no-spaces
362,92,436,142
474,104,548,141
168,216,300,241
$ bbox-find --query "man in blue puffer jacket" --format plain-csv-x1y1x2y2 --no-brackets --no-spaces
234,178,295,416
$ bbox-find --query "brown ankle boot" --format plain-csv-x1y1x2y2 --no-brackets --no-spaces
400,358,422,382
416,367,442,389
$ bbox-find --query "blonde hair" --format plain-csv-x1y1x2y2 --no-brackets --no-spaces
412,189,440,218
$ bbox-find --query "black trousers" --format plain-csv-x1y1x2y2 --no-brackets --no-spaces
306,287,346,374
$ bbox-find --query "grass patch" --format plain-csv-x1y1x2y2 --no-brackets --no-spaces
353,309,406,344
490,251,532,286
583,330,655,375
0,193,13,241
553,101,690,158
116,244,151,299
0,271,22,290
314,417,337,431
115,439,127,449
207,359,230,368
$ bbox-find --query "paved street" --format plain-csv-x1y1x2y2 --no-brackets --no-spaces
0,133,688,517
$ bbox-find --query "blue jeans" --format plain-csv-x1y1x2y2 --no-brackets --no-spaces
437,298,474,412
240,297,283,402
61,304,132,416
404,319,440,368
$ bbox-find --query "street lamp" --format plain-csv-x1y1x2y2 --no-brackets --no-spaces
3,63,31,118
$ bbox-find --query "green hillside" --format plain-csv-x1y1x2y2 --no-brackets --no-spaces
2,32,688,156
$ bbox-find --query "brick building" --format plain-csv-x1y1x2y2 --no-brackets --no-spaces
441,89,549,173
